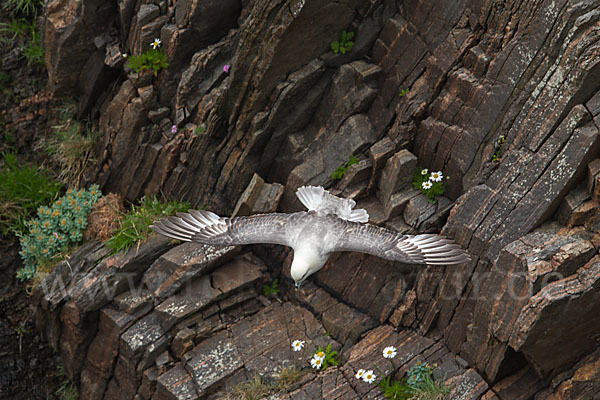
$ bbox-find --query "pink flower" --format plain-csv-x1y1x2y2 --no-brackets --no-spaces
223,64,230,73
171,125,177,134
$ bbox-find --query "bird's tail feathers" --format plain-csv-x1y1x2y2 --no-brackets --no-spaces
296,185,369,223
296,185,327,212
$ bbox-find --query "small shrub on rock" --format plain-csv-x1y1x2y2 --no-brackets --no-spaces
17,185,102,281
125,38,168,77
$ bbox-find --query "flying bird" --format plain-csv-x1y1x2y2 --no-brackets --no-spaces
151,186,470,288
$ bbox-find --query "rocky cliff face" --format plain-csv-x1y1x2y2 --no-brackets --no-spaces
37,0,600,398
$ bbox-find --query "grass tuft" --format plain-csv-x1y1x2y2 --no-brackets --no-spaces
0,152,62,237
40,110,98,187
2,0,44,16
105,196,190,253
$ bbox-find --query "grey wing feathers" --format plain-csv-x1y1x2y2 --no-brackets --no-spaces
150,210,298,247
325,217,470,265
296,185,369,223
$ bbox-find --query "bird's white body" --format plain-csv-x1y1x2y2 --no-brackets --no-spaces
151,185,470,288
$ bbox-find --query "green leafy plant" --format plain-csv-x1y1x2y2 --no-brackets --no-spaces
0,152,63,237
41,108,98,187
16,185,102,281
492,135,505,162
126,47,169,77
399,88,410,97
315,344,340,370
377,362,449,400
330,30,355,54
412,167,446,203
194,123,206,135
263,279,280,296
106,196,190,253
331,154,359,180
378,374,413,400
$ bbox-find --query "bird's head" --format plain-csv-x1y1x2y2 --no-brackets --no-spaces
290,247,329,289
290,258,311,289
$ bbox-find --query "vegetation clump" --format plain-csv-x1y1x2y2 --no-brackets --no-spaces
331,154,359,180
492,135,505,162
2,0,44,16
105,196,189,253
378,362,449,400
0,152,62,237
40,103,98,187
221,367,306,399
125,39,169,77
330,30,355,54
0,18,44,65
263,279,280,296
412,167,447,203
17,185,102,281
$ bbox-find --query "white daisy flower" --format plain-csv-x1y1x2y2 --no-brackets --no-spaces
383,346,397,359
314,350,325,360
422,181,433,189
291,340,305,352
310,356,323,369
150,38,161,49
355,369,365,379
421,168,428,175
362,370,376,383
430,171,443,182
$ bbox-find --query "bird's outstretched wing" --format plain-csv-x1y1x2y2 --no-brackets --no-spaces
296,185,369,223
323,216,470,265
151,210,305,247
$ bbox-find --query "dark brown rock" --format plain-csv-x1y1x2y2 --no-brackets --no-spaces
509,256,600,377
155,364,198,400
377,149,417,206
44,0,117,96
79,307,137,399
142,241,238,301
534,346,600,400
120,311,166,362
37,240,108,312
403,194,451,229
184,330,242,395
59,301,98,381
138,366,159,400
232,173,284,217
292,284,376,349
154,254,265,330
67,235,173,313
445,369,489,400
491,366,544,400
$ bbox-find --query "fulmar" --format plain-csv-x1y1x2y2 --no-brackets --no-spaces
151,186,470,288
